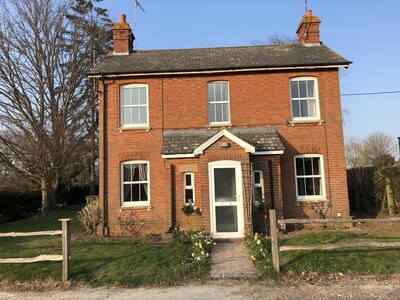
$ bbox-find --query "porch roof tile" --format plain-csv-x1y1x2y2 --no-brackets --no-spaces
161,127,284,155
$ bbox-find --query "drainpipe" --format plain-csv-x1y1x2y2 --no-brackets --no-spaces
269,160,275,209
397,137,400,159
168,164,176,232
100,77,109,236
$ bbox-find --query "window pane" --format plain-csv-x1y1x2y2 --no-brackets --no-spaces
131,183,140,201
292,100,300,118
299,81,307,98
216,206,238,232
131,88,139,105
214,168,236,202
222,103,229,122
307,80,315,97
314,178,321,195
123,107,132,125
140,183,148,201
123,89,131,105
304,158,312,175
254,171,261,184
300,100,308,117
131,107,139,124
138,163,147,181
138,87,147,104
297,178,305,196
308,99,316,117
290,81,299,98
221,83,228,101
254,187,263,202
123,184,132,202
208,103,215,122
215,83,222,101
123,164,132,181
215,103,223,122
312,157,320,175
131,164,139,181
305,178,314,195
185,189,194,204
185,174,192,186
296,158,304,175
139,106,147,124
208,84,215,102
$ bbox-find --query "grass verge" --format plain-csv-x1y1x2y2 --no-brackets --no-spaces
0,206,210,286
251,231,400,278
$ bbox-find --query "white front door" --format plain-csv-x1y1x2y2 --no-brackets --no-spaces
209,161,244,238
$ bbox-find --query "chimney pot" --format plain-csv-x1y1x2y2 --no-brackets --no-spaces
119,14,126,23
305,10,312,17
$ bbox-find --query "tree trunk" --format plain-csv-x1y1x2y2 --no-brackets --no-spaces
41,177,49,217
386,177,394,216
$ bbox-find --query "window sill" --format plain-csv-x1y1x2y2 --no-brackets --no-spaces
287,119,324,126
121,204,152,210
207,123,233,128
296,198,327,204
118,126,151,132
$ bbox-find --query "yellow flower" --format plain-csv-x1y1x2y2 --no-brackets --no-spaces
201,250,205,255
254,235,258,241
251,255,256,261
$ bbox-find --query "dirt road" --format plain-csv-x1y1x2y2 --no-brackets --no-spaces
1,276,399,300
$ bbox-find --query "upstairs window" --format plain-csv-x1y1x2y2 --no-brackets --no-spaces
183,173,195,205
208,81,230,124
290,77,319,120
294,155,325,201
121,161,150,206
121,84,148,127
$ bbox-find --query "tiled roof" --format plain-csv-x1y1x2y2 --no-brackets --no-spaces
161,127,284,155
89,43,350,76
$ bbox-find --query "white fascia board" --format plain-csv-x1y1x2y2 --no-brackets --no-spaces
251,150,284,155
88,64,350,78
194,129,255,155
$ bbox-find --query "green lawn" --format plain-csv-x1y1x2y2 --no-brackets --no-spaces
0,205,210,286
254,231,400,277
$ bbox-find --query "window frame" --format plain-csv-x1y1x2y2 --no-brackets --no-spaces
207,81,231,125
252,170,265,204
120,160,150,207
120,83,149,128
183,172,195,205
289,77,320,121
294,154,326,202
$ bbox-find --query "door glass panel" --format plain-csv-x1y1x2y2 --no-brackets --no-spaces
214,168,236,202
216,206,238,232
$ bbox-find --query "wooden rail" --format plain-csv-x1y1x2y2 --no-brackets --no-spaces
269,210,400,274
0,219,71,281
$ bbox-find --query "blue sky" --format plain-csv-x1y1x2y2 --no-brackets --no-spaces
102,0,400,145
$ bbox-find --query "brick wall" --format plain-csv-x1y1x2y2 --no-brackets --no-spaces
99,68,349,235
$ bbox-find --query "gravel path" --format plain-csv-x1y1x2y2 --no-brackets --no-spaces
1,276,399,300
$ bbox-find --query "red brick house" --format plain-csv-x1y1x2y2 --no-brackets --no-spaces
89,10,351,238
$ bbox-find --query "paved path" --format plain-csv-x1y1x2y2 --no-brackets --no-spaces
210,242,258,278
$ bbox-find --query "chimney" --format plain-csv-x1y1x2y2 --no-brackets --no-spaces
112,14,134,55
296,10,321,45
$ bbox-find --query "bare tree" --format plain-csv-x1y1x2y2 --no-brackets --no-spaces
0,0,109,216
252,32,297,46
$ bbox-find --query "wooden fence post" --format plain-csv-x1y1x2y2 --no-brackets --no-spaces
269,209,280,274
59,219,71,281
